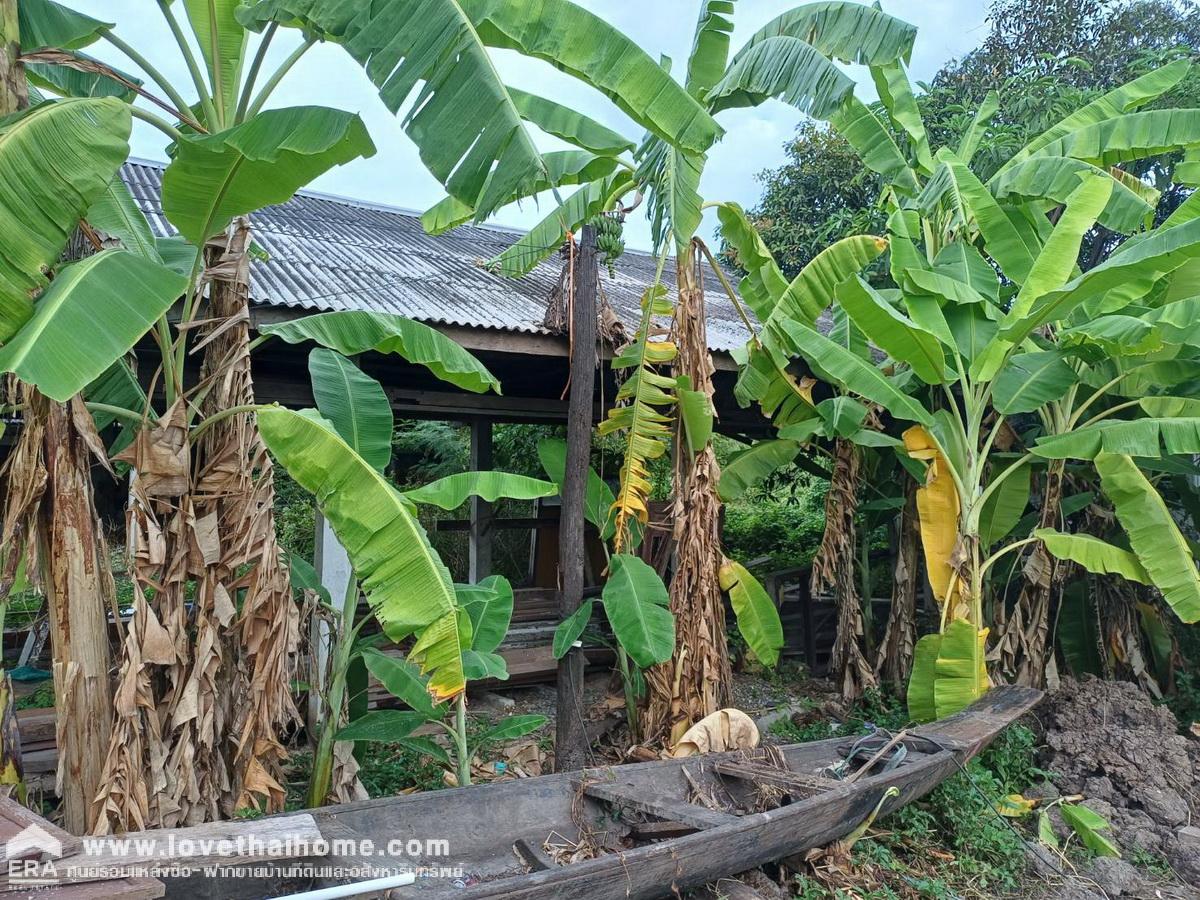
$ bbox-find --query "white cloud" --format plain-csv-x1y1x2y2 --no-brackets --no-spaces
68,0,989,249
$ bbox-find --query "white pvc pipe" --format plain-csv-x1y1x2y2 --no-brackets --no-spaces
270,871,417,899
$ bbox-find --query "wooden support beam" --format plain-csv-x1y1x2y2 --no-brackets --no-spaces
555,226,598,773
469,419,494,582
581,780,738,830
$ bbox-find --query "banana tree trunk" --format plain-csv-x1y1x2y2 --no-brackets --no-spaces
813,438,876,701
995,461,1064,686
0,0,23,114
40,396,117,833
98,219,298,831
876,482,919,686
643,247,731,744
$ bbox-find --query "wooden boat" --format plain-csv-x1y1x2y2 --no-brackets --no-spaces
160,685,1040,899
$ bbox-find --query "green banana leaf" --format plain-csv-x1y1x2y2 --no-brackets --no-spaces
0,97,131,342
86,176,161,262
676,375,714,455
181,0,247,122
770,318,933,426
1061,803,1121,858
335,710,427,742
685,0,736,100
992,351,1080,414
907,633,942,722
259,407,465,698
509,87,634,155
957,90,999,166
357,647,443,719
421,150,620,235
536,437,616,541
237,0,719,219
635,136,705,252
734,3,916,65
932,619,989,720
997,59,1190,173
838,275,945,383
163,105,374,244
989,157,1156,234
259,310,499,394
486,170,634,278
17,0,111,50
718,438,801,502
1032,417,1200,460
1057,582,1102,677
719,560,783,667
828,95,920,195
773,236,887,327
870,60,933,173
714,201,789,319
0,250,187,402
1035,529,1150,583
308,349,393,473
1096,452,1200,623
707,36,853,118
979,461,1030,548
404,472,557,510
601,553,675,668
456,575,513,655
552,600,595,660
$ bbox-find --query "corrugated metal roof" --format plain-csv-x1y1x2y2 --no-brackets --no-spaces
121,160,755,354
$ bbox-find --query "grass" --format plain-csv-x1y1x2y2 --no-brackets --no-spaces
775,692,1045,898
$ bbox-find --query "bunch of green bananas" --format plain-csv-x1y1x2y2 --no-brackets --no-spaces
589,213,625,277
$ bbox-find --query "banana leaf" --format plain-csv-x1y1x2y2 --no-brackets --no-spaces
308,349,393,472
259,311,499,394
1096,452,1200,623
404,472,557,510
162,105,375,245
0,97,131,342
259,407,465,698
0,250,187,402
719,560,783,667
601,553,674,668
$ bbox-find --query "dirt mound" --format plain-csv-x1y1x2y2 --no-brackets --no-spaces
1040,677,1200,884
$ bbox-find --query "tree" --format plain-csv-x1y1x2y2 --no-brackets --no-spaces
742,0,1200,278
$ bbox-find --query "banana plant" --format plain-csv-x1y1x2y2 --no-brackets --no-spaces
538,436,783,740
766,57,1200,718
410,0,916,737
259,344,556,801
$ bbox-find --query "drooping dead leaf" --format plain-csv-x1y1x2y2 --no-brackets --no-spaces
114,399,189,498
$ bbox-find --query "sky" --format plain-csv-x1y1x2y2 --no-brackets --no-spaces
72,1,991,251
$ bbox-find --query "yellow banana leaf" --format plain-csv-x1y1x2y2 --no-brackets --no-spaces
903,425,961,609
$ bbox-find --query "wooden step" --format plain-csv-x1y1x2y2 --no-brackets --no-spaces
581,780,737,830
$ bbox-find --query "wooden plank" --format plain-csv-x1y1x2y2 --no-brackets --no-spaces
627,820,700,840
712,761,842,798
0,796,80,861
581,781,738,830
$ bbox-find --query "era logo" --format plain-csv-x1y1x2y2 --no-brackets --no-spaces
5,824,62,885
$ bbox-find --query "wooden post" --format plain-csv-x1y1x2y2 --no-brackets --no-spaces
309,513,353,738
555,225,598,772
469,419,494,583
